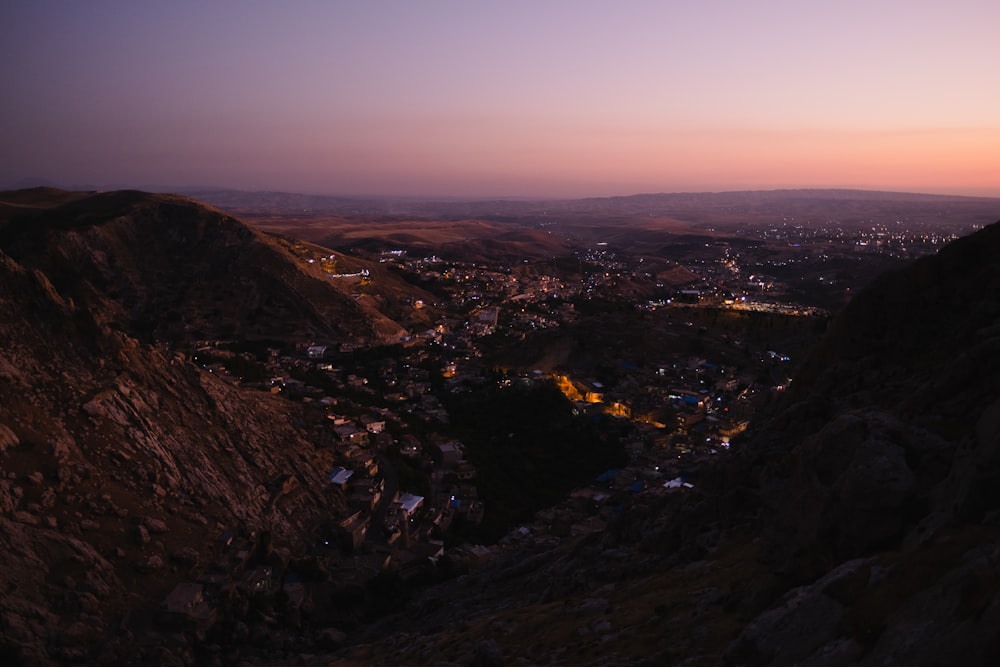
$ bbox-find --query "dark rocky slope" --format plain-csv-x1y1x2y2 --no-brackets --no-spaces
0,245,353,663
0,191,376,663
724,218,1000,665
0,189,388,344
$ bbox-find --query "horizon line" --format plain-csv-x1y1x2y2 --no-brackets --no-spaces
8,180,1000,203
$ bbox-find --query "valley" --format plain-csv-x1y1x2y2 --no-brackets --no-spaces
1,187,999,665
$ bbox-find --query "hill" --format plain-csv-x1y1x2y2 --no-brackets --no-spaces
0,189,440,663
0,189,435,345
718,216,1000,664
0,213,347,664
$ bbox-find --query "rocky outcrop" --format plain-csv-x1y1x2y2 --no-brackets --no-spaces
756,411,937,580
0,234,347,662
722,219,1000,665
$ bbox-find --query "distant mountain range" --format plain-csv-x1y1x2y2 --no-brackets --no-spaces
167,186,1000,225
7,183,999,232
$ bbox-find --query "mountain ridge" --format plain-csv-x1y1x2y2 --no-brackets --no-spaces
0,189,434,345
171,185,1000,220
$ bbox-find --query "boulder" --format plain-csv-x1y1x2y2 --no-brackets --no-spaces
0,423,20,452
82,400,105,418
142,517,170,533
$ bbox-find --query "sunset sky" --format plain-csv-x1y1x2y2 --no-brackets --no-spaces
3,1,999,198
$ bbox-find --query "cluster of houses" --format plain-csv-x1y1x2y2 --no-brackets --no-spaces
157,218,970,636
549,352,756,457
166,238,817,632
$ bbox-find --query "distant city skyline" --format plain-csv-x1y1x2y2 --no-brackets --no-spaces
3,1,999,198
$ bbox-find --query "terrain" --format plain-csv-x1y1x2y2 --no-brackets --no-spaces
0,189,443,663
336,206,1000,665
1,187,999,665
0,189,442,345
334,221,1000,665
197,186,999,313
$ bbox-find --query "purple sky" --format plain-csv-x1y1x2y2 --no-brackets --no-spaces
3,1,999,198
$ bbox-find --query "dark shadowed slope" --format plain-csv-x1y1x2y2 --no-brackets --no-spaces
0,237,347,663
724,219,1000,665
0,189,383,344
0,189,431,663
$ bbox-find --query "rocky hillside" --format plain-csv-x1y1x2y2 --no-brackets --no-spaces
0,245,354,662
0,189,405,663
0,188,424,345
728,217,1000,665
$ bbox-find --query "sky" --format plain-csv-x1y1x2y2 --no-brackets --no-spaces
3,1,1000,199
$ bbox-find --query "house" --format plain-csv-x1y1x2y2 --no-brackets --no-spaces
405,381,430,398
477,308,499,326
613,469,635,488
347,477,383,510
334,425,369,446
716,377,740,392
343,448,378,477
668,389,704,408
361,415,386,433
718,419,749,440
435,441,464,468
571,515,607,537
306,345,327,359
327,466,354,486
337,511,369,552
394,492,425,518
573,379,605,403
681,411,705,428
370,430,394,449
281,377,306,393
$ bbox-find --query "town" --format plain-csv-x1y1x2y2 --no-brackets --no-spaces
160,211,963,633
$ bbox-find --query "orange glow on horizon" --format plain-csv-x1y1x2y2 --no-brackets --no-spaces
4,3,1000,199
